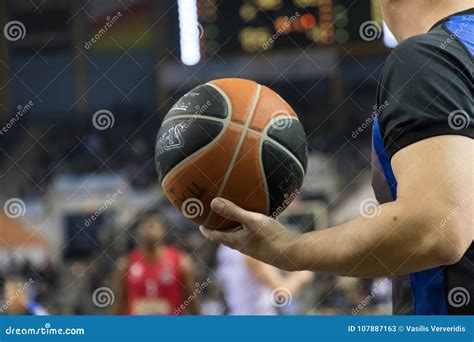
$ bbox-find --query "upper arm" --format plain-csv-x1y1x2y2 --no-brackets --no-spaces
391,135,473,246
377,35,473,258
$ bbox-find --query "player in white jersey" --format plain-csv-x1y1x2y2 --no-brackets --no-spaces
217,245,312,315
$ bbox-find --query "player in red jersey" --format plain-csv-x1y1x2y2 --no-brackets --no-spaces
114,212,200,315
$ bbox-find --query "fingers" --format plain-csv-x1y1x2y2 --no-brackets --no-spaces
199,225,243,247
210,197,260,225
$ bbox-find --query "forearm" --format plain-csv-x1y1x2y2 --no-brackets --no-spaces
280,201,458,277
200,137,473,278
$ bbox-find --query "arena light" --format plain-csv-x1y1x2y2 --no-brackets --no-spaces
178,0,201,66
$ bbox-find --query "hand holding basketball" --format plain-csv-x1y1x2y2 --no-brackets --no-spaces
199,197,299,271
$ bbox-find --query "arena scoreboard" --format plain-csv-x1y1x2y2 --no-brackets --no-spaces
199,0,383,54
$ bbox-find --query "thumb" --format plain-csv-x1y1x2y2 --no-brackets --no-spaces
210,197,255,224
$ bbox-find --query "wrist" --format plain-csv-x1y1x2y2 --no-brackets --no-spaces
274,231,305,271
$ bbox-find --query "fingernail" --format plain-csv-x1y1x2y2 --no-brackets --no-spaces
212,199,225,212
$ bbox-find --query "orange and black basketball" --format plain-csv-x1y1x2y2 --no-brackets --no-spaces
155,78,307,229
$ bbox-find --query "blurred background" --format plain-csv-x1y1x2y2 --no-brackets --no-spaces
0,0,395,315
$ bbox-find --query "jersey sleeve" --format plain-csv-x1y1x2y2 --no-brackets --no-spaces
377,34,474,159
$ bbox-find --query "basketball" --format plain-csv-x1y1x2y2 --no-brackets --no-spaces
155,78,308,229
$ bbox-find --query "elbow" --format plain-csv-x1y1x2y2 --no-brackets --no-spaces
404,200,472,268
439,236,470,265
428,240,465,266
425,224,471,266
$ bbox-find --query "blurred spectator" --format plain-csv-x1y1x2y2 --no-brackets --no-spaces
217,245,313,315
1,274,48,315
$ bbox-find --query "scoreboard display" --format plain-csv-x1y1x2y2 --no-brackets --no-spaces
198,0,383,54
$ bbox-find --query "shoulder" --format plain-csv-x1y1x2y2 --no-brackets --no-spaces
385,33,443,72
383,28,471,80
376,31,473,159
378,29,471,102
395,32,442,52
